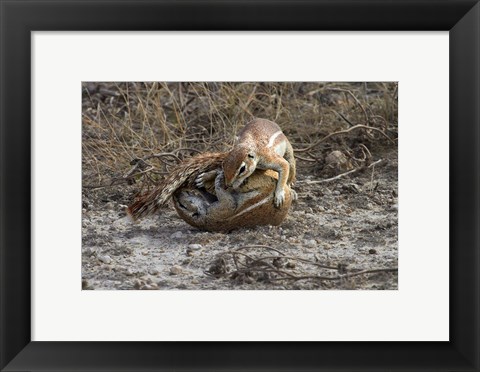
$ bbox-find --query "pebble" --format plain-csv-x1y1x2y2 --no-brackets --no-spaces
149,268,160,275
98,255,112,264
286,261,296,269
304,239,317,248
84,247,97,256
133,279,143,289
170,266,182,275
187,244,202,251
140,284,158,290
170,231,184,239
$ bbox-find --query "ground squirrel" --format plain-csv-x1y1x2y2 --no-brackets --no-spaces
208,118,296,208
174,167,293,232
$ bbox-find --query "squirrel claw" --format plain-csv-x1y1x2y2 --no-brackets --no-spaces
195,173,205,188
274,190,285,208
290,189,298,201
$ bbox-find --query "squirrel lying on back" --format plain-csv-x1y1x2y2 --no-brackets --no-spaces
174,167,293,232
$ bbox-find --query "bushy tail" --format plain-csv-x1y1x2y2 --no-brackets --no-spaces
127,152,226,220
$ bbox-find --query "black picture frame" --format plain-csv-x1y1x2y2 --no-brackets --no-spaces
1,1,479,371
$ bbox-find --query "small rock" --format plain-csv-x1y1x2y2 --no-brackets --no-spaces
343,183,360,193
98,255,112,264
286,261,296,269
133,279,143,289
170,231,183,239
84,247,97,256
170,266,182,275
140,284,158,290
324,150,353,174
149,268,160,275
187,244,202,251
369,249,377,254
304,239,317,248
105,202,115,209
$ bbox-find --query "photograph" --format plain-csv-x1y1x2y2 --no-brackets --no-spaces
82,82,398,290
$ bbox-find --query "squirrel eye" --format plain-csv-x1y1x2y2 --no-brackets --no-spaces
247,153,255,159
239,164,246,174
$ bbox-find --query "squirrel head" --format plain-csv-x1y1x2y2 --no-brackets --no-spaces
223,145,257,189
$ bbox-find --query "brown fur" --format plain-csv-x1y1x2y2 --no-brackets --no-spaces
223,118,296,207
173,168,293,232
127,152,226,220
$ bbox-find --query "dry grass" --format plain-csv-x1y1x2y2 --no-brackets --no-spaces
82,82,398,189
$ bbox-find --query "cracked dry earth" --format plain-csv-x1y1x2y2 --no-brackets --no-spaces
82,149,398,290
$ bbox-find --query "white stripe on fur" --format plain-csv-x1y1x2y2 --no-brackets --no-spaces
267,131,282,148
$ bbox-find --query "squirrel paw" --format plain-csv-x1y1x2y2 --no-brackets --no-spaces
290,189,298,201
274,189,285,208
195,170,217,189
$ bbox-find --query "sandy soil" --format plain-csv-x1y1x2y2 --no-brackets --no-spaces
82,150,398,290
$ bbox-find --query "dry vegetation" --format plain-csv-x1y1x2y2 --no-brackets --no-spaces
82,82,398,290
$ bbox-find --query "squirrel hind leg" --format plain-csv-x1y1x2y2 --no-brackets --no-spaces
284,141,297,184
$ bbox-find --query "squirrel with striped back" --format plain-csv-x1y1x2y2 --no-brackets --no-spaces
197,118,296,208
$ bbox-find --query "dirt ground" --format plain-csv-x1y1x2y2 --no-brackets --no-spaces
82,82,398,290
